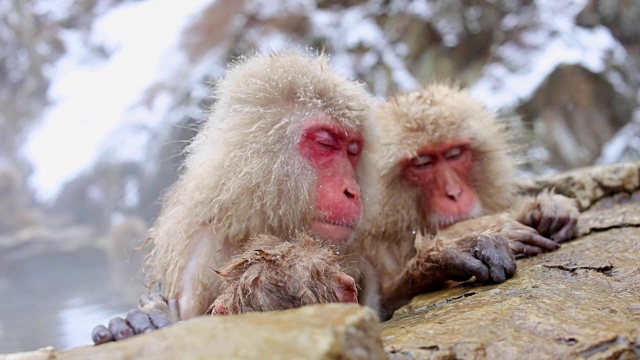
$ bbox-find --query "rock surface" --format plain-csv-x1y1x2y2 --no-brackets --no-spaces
0,304,385,360
383,162,640,359
517,161,640,211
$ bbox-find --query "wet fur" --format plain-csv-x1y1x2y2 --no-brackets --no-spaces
212,234,343,314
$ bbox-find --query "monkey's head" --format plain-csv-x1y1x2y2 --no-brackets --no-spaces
374,84,516,233
184,50,374,245
212,233,356,315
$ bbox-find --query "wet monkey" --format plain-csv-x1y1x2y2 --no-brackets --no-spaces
211,233,357,316
351,84,578,319
92,50,374,344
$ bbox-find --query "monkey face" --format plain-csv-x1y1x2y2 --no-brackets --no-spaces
298,116,364,244
403,141,481,230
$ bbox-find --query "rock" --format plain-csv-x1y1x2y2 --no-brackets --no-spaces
517,65,636,170
516,161,640,210
0,304,386,360
382,162,640,359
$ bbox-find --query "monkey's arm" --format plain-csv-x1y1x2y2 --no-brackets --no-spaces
211,234,357,315
378,232,516,320
92,294,180,345
512,190,579,243
92,227,220,345
174,227,222,320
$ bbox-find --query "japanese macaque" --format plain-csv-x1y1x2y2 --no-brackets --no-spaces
211,233,357,315
92,50,374,344
351,84,579,320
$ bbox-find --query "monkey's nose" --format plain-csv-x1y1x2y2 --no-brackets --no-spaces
445,184,462,200
344,184,361,201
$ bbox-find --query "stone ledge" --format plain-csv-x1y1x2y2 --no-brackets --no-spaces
1,304,386,360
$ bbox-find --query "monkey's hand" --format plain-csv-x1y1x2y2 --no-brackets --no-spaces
514,190,579,243
91,294,180,345
211,234,357,315
439,214,562,258
378,232,517,320
424,232,517,284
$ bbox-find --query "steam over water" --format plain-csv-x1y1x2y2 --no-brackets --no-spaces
0,248,144,353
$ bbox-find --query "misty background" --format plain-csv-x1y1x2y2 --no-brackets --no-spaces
1,0,639,353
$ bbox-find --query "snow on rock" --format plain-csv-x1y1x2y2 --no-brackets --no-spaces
471,0,627,110
597,109,640,164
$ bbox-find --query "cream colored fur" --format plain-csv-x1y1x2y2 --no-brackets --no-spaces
143,50,375,317
352,84,518,299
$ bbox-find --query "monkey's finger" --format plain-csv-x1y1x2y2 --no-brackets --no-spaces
551,217,577,243
547,214,568,236
108,317,135,341
139,293,171,315
126,309,154,334
92,324,114,345
140,293,168,307
509,241,546,257
537,215,553,236
148,308,173,329
504,257,517,278
139,294,153,307
489,265,507,283
527,208,542,228
511,230,560,251
476,245,514,283
440,251,490,282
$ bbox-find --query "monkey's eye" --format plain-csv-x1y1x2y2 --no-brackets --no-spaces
445,146,463,160
411,155,433,168
314,130,339,150
347,142,360,156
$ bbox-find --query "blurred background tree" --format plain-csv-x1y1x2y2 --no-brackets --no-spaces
0,0,638,353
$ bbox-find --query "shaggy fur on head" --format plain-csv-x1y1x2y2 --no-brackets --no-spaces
371,83,516,235
212,233,343,314
347,84,518,287
143,49,374,304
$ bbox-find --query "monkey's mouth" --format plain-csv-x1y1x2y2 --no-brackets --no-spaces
320,219,357,228
432,203,482,230
433,215,472,230
311,220,357,245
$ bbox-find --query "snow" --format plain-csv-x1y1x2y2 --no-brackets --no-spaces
32,0,75,22
18,0,640,203
471,0,626,110
23,0,215,202
247,0,315,19
597,109,640,164
310,5,419,93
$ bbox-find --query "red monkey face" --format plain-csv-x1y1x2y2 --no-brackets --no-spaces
298,117,363,245
403,141,480,229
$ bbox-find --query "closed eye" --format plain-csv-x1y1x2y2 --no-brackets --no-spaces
316,140,338,149
445,146,463,160
314,130,339,149
347,142,360,156
411,154,433,168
